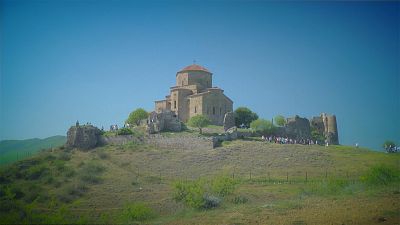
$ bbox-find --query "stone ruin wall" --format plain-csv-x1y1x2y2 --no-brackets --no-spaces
287,113,339,145
144,134,215,150
285,116,312,139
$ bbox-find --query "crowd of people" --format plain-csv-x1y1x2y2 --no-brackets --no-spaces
261,135,325,146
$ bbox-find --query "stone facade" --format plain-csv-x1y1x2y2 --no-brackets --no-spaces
154,64,233,125
66,124,102,150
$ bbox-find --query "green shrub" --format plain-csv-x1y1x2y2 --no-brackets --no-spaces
211,176,236,197
188,115,210,134
3,184,24,200
79,161,105,184
360,164,400,185
102,131,116,137
23,184,42,203
172,176,237,209
63,167,76,178
250,119,276,135
117,128,134,135
54,160,66,171
97,151,109,159
57,183,88,203
121,202,155,222
58,152,71,161
203,194,221,209
232,195,248,204
173,180,206,209
319,179,350,195
44,154,56,161
25,164,49,180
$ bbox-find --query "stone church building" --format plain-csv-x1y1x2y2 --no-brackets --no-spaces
155,64,233,125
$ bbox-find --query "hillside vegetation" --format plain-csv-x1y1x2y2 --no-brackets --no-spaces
0,136,66,165
0,139,399,224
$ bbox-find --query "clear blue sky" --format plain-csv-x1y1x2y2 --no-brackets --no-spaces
1,1,399,151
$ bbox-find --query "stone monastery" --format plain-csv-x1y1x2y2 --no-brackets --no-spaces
155,64,233,125
65,64,340,150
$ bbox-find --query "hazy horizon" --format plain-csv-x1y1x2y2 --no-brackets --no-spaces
1,1,399,151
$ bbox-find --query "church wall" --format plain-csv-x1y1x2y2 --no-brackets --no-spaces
187,71,212,91
189,95,203,119
155,100,168,113
171,89,192,122
202,92,233,125
176,72,189,86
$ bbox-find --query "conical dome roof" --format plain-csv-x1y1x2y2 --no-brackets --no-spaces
178,64,211,73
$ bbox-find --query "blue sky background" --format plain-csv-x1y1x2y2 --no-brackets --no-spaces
1,1,399,151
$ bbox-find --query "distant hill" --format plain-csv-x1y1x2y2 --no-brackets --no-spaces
0,135,66,165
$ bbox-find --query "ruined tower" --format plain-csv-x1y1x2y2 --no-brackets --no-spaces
321,113,339,145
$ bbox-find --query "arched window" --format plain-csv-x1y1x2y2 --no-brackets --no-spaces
194,106,197,113
213,107,215,115
174,101,177,109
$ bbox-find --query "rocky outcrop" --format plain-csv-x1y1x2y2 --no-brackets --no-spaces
223,112,235,132
66,124,102,150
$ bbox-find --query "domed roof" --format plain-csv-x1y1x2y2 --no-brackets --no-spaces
178,64,211,73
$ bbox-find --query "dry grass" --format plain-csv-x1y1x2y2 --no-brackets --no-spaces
1,140,399,224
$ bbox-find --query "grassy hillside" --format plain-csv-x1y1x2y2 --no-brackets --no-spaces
0,136,66,165
0,139,399,224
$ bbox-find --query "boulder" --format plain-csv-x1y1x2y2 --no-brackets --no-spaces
66,124,102,150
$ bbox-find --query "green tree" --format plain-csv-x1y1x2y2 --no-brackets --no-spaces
126,108,148,126
250,119,275,134
311,127,325,145
383,140,396,152
274,115,286,126
234,107,258,128
188,115,210,134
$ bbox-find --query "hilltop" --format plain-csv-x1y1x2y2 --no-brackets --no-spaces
1,137,399,224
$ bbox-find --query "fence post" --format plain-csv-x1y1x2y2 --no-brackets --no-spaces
305,172,308,183
286,172,288,182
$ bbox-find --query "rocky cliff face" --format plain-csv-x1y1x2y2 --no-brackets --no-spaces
66,125,102,150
